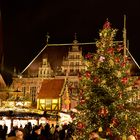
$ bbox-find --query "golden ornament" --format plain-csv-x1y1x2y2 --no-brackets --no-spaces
104,32,107,37
64,99,70,105
124,114,128,121
110,123,114,128
101,80,106,84
98,127,103,132
116,71,121,77
126,86,132,91
109,59,114,66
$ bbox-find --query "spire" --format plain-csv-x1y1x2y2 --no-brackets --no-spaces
73,32,78,44
46,32,50,44
64,85,70,109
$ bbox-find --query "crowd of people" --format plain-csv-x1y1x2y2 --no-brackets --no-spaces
0,124,8,140
0,122,138,140
0,122,74,140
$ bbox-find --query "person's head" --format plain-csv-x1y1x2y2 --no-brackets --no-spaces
55,125,59,131
33,125,41,135
15,129,24,140
127,135,136,140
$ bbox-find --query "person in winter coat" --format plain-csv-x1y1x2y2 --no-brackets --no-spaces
30,125,41,140
52,125,60,140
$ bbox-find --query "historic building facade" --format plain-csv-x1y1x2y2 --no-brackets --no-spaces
7,37,88,114
2,35,140,116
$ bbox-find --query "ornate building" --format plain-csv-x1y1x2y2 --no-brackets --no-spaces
8,36,90,114
3,35,140,115
60,37,86,77
38,58,53,78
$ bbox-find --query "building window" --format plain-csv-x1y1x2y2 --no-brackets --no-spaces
76,62,79,66
52,99,58,103
39,69,42,75
76,55,80,59
70,69,74,73
22,87,26,96
70,62,74,66
30,87,36,102
46,99,51,110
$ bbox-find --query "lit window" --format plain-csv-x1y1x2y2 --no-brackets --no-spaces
40,99,45,104
52,99,58,103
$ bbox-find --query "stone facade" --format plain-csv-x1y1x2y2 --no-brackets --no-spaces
9,38,88,112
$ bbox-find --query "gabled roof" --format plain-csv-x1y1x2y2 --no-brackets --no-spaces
37,79,65,99
21,42,95,76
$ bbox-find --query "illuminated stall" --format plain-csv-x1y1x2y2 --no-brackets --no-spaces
37,79,66,124
0,108,43,133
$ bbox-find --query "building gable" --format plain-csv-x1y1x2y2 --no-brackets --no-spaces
37,79,65,99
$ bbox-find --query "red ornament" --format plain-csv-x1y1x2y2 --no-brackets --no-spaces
117,46,123,52
115,57,120,63
93,76,100,84
121,77,128,84
107,48,114,54
86,71,91,78
117,104,124,110
85,54,93,59
106,128,113,136
103,20,111,29
121,62,126,67
98,106,108,117
111,117,119,126
77,122,84,129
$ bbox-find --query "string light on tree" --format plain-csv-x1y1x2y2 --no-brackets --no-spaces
72,19,140,140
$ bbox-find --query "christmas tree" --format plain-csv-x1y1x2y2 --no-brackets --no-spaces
72,20,140,140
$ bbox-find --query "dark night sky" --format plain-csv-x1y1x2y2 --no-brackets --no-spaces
0,0,140,74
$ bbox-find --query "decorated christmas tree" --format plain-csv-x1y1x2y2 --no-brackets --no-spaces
72,20,140,140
